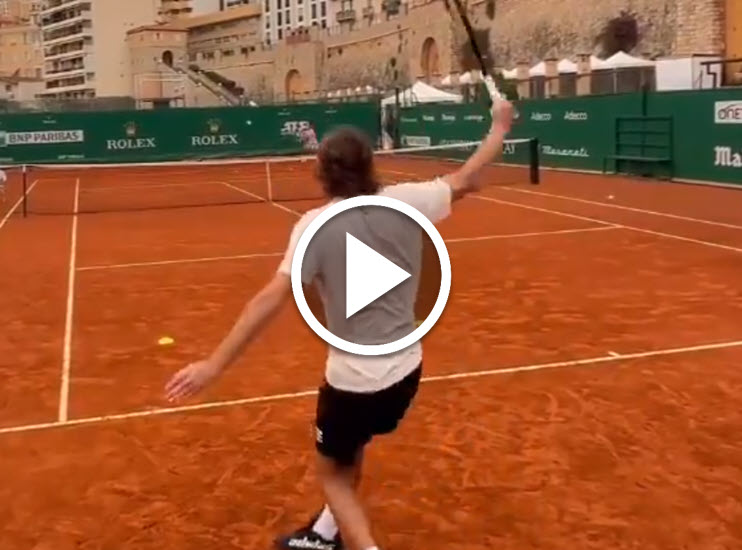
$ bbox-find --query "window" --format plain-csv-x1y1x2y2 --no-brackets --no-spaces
320,2,326,16
286,10,291,23
321,19,326,28
241,47,249,54
278,0,282,8
278,28,283,39
223,49,234,56
277,12,282,24
298,14,303,22
311,4,316,17
265,0,269,9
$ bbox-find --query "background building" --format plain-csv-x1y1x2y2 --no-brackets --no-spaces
262,0,330,45
0,14,43,78
38,0,188,99
192,0,219,14
0,0,43,22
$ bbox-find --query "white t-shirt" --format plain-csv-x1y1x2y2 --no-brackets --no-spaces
0,170,7,185
278,179,452,393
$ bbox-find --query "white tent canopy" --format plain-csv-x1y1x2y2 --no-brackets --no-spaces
591,55,610,70
501,67,518,80
381,80,463,106
441,74,455,85
601,51,655,69
529,61,546,77
459,70,482,84
558,58,578,74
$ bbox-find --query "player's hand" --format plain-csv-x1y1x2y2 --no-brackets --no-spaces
491,100,514,135
165,359,222,402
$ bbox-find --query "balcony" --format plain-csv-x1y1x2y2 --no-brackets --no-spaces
41,11,91,33
40,0,89,17
45,65,87,78
336,9,357,23
45,45,90,62
38,82,94,97
43,27,93,47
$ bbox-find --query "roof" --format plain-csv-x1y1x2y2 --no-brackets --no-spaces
181,4,261,28
0,74,43,84
128,5,261,35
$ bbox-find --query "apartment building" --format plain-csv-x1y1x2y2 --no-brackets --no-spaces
262,0,330,45
0,0,43,22
160,0,193,21
38,0,177,99
0,17,42,78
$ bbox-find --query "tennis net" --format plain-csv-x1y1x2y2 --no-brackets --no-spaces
8,138,539,216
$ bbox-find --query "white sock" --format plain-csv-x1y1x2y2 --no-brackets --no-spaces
312,505,338,539
364,547,380,550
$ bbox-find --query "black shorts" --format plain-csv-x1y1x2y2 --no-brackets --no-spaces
315,365,422,466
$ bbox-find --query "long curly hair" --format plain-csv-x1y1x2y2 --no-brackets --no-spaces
316,127,381,198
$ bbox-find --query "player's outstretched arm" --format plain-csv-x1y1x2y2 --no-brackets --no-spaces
165,273,291,401
445,100,514,201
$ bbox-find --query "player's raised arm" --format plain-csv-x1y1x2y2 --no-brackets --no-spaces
444,100,515,201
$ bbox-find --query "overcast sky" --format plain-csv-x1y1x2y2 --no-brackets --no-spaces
192,0,220,14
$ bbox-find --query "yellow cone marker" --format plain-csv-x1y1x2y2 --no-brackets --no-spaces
158,336,175,346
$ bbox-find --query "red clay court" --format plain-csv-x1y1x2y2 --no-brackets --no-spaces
1,158,741,549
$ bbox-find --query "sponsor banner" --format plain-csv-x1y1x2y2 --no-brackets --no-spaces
106,122,156,151
400,116,418,123
564,111,588,121
441,114,457,122
542,144,589,158
463,114,484,122
401,135,431,147
530,112,552,122
714,146,742,167
191,119,240,147
0,130,85,147
714,101,742,124
422,115,435,122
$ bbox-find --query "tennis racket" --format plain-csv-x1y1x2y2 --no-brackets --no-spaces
446,0,517,118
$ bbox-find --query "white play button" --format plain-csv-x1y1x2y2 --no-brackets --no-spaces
290,195,451,357
345,232,411,319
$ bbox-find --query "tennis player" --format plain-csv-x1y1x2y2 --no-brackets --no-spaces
166,99,514,550
0,168,7,203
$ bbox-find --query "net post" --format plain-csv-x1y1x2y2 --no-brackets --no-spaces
265,160,273,202
529,138,540,185
22,165,28,217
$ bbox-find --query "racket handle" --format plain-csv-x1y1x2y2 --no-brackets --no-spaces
484,74,520,121
483,75,503,102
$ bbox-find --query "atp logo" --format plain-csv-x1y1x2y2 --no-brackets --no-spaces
282,120,319,151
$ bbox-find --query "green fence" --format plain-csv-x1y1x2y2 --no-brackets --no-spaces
398,89,742,186
0,102,379,164
646,88,741,185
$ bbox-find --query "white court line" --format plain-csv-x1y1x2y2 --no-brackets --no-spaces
218,181,301,218
474,195,742,254
445,225,619,243
79,181,229,193
77,252,285,272
2,337,741,436
0,179,38,231
58,178,80,423
76,226,620,271
499,186,742,231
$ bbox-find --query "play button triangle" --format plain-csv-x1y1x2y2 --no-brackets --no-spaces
345,232,411,319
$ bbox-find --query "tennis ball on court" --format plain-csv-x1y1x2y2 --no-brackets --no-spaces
607,195,615,200
158,336,175,346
